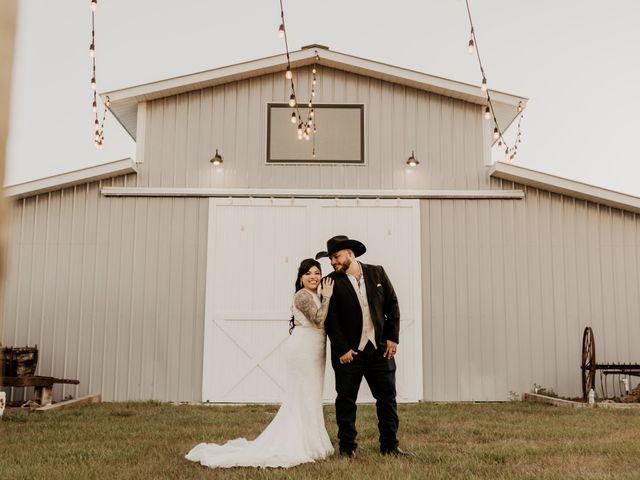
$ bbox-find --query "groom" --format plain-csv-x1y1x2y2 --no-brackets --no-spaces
321,235,410,457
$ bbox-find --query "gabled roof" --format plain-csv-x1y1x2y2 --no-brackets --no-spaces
103,45,527,141
490,162,640,214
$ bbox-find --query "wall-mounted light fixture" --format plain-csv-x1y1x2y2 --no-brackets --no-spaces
210,149,223,166
406,151,419,167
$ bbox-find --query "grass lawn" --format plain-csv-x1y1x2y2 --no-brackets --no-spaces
1,401,639,479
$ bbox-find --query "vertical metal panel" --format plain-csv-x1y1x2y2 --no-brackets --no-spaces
136,65,486,192
421,186,640,401
4,64,640,404
2,180,208,402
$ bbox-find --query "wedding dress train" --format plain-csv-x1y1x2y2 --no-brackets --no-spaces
186,290,334,468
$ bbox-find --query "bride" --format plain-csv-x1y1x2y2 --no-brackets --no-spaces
186,258,335,468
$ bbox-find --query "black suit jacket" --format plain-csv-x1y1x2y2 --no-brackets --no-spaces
325,263,400,358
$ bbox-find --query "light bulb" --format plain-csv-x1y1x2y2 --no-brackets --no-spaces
312,68,316,75
278,23,285,38
89,43,95,58
91,0,97,12
484,106,491,120
309,109,314,118
468,38,475,54
308,118,313,126
289,94,296,107
91,76,96,90
285,66,292,80
308,101,312,108
481,77,487,92
297,123,303,135
517,101,524,113
105,97,110,107
493,127,499,140
306,126,311,134
291,112,297,123
311,89,315,97
312,79,316,86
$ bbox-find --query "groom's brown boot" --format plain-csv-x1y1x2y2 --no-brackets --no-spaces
381,446,414,457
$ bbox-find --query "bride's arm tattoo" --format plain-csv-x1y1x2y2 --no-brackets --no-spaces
294,291,331,327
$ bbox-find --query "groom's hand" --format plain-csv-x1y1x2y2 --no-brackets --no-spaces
339,350,358,364
384,340,398,359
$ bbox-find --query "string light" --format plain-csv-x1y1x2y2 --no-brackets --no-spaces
465,0,524,161
89,0,108,148
278,0,320,148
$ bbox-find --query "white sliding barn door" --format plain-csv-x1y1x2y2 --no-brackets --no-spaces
202,198,422,403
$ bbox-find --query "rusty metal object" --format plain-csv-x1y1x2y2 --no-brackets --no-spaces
581,327,640,399
581,327,596,399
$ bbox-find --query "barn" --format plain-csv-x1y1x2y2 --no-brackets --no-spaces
3,45,639,403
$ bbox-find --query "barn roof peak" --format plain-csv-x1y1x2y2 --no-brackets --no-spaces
103,45,527,141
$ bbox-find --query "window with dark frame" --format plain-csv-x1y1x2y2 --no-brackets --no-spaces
266,103,364,164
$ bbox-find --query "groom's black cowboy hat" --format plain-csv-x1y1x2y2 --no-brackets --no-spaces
315,235,366,260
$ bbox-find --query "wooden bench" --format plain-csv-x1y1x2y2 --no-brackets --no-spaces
0,375,79,406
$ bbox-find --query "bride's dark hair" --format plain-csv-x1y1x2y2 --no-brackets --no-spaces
290,258,322,334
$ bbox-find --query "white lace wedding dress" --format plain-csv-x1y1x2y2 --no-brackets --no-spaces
185,289,334,468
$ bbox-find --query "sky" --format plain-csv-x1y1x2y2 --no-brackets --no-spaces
6,0,640,196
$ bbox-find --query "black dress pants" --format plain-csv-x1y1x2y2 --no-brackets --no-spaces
332,342,399,452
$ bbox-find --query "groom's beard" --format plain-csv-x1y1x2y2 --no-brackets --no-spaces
333,257,352,273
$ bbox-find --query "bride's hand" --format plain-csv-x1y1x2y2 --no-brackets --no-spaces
321,278,334,298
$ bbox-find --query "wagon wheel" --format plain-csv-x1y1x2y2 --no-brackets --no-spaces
581,326,596,399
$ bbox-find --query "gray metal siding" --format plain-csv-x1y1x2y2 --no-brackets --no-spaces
2,175,208,402
4,65,640,404
422,181,640,401
136,65,487,191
